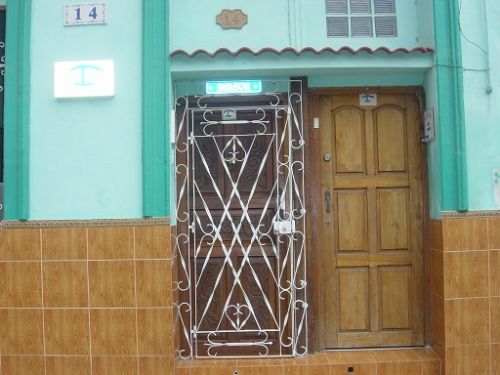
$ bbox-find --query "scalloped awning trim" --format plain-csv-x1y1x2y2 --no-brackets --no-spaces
170,46,434,57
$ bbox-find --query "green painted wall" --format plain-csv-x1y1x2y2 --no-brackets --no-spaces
424,69,441,218
171,0,421,53
29,0,143,219
460,0,500,210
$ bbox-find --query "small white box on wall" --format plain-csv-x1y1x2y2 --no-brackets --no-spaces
54,60,115,98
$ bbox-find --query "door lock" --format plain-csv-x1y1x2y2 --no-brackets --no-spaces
324,191,331,214
323,153,332,162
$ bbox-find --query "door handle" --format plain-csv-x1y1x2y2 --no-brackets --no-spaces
324,190,331,214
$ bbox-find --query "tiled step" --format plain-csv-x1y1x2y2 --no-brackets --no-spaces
176,348,441,375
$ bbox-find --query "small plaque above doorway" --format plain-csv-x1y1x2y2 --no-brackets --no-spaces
216,9,248,30
359,93,378,107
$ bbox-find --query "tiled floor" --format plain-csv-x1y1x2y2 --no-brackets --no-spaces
176,348,441,375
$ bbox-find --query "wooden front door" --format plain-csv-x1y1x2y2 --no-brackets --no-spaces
310,91,424,348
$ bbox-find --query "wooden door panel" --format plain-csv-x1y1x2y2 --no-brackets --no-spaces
314,92,424,349
338,268,369,331
374,107,407,173
334,107,366,174
195,258,226,332
337,331,413,348
336,190,368,252
380,266,411,330
378,188,409,251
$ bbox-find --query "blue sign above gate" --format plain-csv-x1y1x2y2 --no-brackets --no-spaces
206,80,262,95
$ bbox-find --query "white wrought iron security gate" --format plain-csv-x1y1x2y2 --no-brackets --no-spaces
173,80,307,358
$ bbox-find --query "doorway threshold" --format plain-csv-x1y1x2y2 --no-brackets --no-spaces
175,347,441,374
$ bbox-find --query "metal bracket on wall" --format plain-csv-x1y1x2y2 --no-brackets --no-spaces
422,108,435,143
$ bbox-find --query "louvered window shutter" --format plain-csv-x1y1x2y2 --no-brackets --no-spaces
325,0,397,38
326,0,348,14
374,0,395,14
327,17,349,37
350,0,371,14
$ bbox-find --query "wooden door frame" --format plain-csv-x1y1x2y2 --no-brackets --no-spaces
304,87,430,352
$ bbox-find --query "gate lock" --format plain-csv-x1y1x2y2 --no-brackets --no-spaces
273,219,295,235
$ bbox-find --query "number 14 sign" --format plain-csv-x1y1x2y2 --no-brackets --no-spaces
64,3,107,26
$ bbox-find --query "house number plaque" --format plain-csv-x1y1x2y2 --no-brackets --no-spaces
216,9,248,30
64,3,107,25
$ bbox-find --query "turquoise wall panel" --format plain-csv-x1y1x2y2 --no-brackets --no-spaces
416,0,434,47
424,68,441,218
171,0,423,53
460,0,500,210
29,0,143,219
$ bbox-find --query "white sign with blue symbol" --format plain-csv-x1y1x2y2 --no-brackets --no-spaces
206,80,262,95
54,60,115,98
359,93,378,107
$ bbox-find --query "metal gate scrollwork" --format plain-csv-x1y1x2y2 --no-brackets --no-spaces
173,80,307,358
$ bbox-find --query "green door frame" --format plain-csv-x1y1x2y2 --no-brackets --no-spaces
142,0,170,217
3,0,170,220
4,0,31,220
433,0,468,211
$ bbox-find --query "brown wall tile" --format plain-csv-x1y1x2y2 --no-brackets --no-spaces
0,309,44,354
135,225,171,259
0,223,177,374
246,367,286,375
377,362,422,375
89,261,135,307
176,368,192,375
492,343,500,375
90,309,137,355
492,297,500,343
136,260,171,307
137,308,173,355
330,363,377,375
46,356,91,375
283,365,329,375
422,361,440,375
0,228,41,261
1,356,45,375
0,262,42,307
431,293,445,345
371,349,420,362
444,298,489,345
44,309,90,355
430,219,443,251
432,344,445,366
431,249,444,297
442,218,488,251
489,218,500,250
88,227,133,260
443,251,489,298
138,356,173,375
92,356,138,375
444,345,489,375
43,261,88,307
190,365,238,375
491,250,500,297
237,358,283,367
42,227,87,260
325,350,376,364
